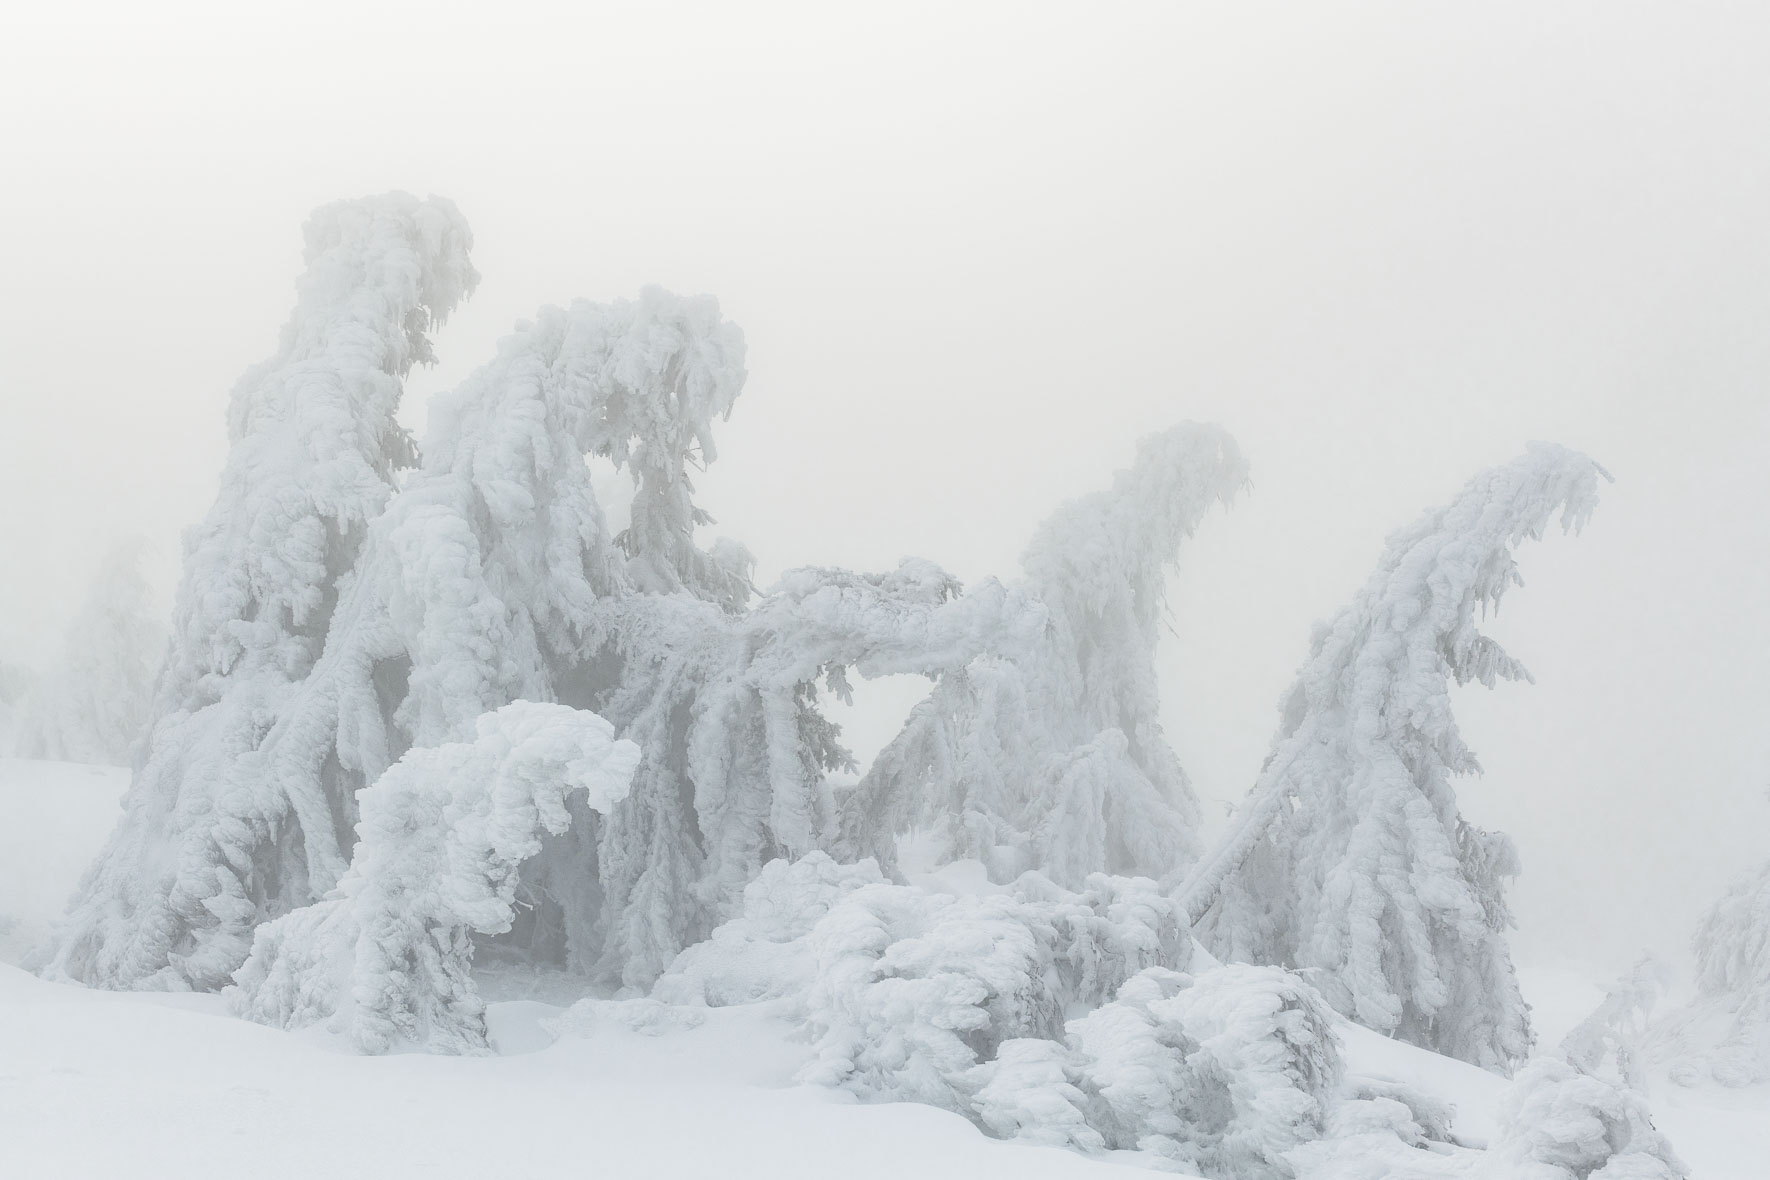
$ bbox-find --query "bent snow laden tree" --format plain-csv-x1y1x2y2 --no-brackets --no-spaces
836,424,1249,889
51,194,479,990
50,195,1240,994
1190,443,1609,1073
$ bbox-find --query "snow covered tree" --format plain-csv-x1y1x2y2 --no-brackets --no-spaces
1478,1057,1685,1179
228,702,638,1054
54,246,1037,996
11,541,164,766
50,193,478,989
837,423,1249,888
1658,852,1770,1086
249,287,1031,991
212,288,742,985
587,557,1040,988
1192,444,1608,1073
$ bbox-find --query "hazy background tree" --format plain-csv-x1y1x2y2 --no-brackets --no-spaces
10,540,164,766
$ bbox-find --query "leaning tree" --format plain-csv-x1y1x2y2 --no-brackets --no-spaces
1189,443,1608,1072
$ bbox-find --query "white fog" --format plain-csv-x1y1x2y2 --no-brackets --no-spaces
1,3,1766,1178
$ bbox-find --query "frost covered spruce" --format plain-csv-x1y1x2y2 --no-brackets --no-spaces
229,702,638,1053
1192,444,1609,1072
51,194,477,989
837,423,1248,888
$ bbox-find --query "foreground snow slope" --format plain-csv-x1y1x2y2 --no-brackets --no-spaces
0,964,1138,1180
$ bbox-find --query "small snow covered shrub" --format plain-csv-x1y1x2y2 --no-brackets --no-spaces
799,871,1191,1110
969,1037,1104,1152
1480,1057,1685,1179
229,702,638,1053
651,852,887,1008
1061,964,1342,1178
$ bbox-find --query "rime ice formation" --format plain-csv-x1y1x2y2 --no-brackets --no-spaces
837,423,1248,888
11,542,164,766
1195,444,1608,1073
228,702,637,1053
51,193,477,989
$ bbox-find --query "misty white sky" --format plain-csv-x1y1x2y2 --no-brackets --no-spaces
2,1,1766,972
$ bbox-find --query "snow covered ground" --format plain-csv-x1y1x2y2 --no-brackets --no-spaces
2,757,1766,1179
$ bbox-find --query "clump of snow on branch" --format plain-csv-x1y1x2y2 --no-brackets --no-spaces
1195,443,1609,1073
838,423,1248,889
228,702,637,1054
51,193,477,990
11,541,164,766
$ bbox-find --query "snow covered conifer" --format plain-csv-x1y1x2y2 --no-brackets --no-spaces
51,194,477,989
186,288,745,993
229,702,638,1053
1194,444,1608,1072
837,423,1248,887
12,541,164,766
